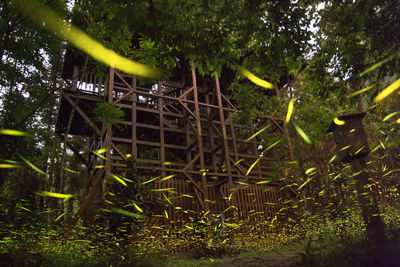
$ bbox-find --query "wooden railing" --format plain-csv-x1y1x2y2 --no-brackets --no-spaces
71,66,107,95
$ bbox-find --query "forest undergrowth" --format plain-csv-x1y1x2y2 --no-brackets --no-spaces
1,195,400,266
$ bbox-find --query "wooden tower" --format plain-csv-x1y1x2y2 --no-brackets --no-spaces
56,57,282,237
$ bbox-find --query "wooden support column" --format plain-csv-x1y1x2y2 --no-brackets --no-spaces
105,68,114,179
72,66,79,91
191,62,209,210
180,86,193,166
191,63,205,169
131,76,137,158
230,124,239,171
250,127,263,178
158,82,166,178
206,91,218,173
214,72,233,188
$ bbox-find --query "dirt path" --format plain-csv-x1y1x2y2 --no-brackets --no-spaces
203,254,301,267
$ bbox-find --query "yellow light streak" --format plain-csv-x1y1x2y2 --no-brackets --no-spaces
263,140,281,153
234,158,245,166
36,191,73,199
246,158,261,176
358,55,394,77
159,174,175,182
293,124,312,144
237,66,274,89
374,78,400,102
54,212,66,222
245,124,271,143
256,180,271,185
305,167,317,175
133,202,143,213
298,178,313,190
19,155,46,175
383,111,400,122
333,117,345,125
285,99,294,124
340,145,351,151
328,155,336,164
15,0,162,78
348,84,375,97
63,167,78,174
111,174,128,187
163,193,172,205
141,176,160,185
235,181,248,185
354,145,366,155
0,129,31,137
0,164,19,168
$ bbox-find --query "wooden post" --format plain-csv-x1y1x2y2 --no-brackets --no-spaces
131,76,137,158
350,157,386,242
214,72,237,221
105,68,114,179
205,88,218,173
214,72,233,188
191,61,210,216
158,81,166,178
72,66,79,91
327,113,386,243
191,62,205,170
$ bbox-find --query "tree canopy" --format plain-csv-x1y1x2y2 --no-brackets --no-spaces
1,0,400,265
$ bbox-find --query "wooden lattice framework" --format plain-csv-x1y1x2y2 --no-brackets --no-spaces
56,63,283,235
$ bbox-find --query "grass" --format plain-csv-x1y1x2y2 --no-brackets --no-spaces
163,240,307,267
2,232,400,267
2,203,400,266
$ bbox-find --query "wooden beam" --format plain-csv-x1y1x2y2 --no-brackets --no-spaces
56,132,88,165
63,95,102,136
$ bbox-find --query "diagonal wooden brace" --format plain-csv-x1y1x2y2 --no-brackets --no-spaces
64,95,102,136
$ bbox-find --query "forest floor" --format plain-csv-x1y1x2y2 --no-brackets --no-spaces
202,253,300,267
164,242,304,267
166,239,400,267
2,237,400,266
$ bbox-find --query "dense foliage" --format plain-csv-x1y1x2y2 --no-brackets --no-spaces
1,0,400,265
